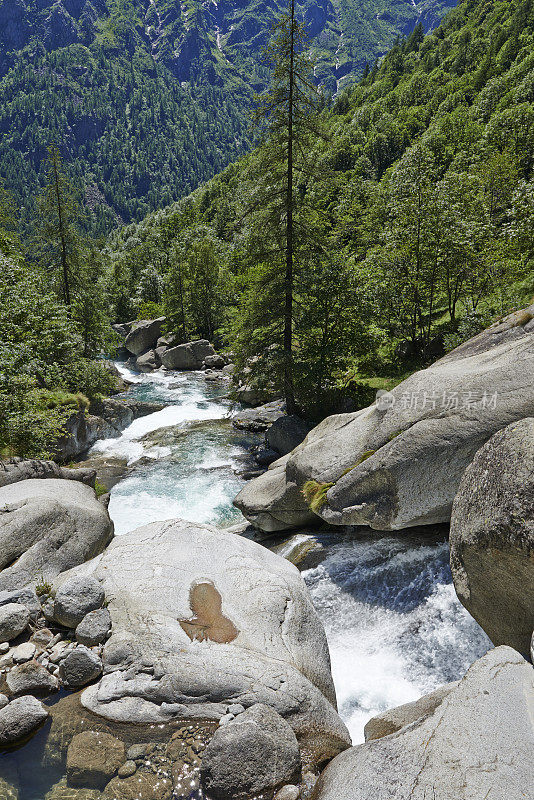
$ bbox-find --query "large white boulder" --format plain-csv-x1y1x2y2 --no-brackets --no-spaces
0,479,114,591
313,646,534,800
450,417,534,658
53,519,350,766
235,306,534,531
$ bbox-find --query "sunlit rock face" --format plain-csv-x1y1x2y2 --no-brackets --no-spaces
53,519,351,768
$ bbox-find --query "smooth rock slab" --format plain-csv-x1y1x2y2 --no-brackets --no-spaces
0,480,113,591
450,417,534,658
54,577,105,629
53,519,350,766
59,647,102,688
0,695,48,745
201,704,301,799
6,661,59,697
0,604,30,643
67,731,125,789
236,307,534,531
363,681,459,741
313,647,534,800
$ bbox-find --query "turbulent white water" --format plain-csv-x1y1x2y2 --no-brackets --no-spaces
100,366,490,741
90,365,252,534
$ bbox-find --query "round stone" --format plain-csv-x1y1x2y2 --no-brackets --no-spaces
54,578,105,629
0,604,30,643
59,646,102,688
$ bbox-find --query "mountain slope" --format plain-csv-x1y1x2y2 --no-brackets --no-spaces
105,0,534,399
0,0,457,232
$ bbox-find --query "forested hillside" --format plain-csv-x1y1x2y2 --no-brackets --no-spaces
106,0,534,416
0,0,457,233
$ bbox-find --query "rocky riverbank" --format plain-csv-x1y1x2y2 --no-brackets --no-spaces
0,308,533,800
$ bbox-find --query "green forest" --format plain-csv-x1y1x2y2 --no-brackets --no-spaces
1,0,533,455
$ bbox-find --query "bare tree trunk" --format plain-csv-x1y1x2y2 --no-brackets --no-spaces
51,150,71,307
284,0,297,414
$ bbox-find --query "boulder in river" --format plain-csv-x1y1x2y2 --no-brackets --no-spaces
0,479,113,592
135,349,159,373
0,458,96,489
52,518,351,767
124,318,165,356
161,339,216,370
235,304,534,531
200,703,301,799
0,695,49,746
363,681,459,741
313,646,534,800
450,417,534,658
267,415,311,456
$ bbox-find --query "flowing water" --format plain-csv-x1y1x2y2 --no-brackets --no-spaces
98,366,490,742
0,366,491,798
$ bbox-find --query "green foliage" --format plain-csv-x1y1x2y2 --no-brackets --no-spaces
35,578,53,598
94,479,110,498
105,0,534,423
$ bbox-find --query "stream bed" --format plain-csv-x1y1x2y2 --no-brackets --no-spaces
0,366,491,799
97,366,490,743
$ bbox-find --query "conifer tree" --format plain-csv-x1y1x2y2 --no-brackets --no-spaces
236,0,325,413
37,145,83,306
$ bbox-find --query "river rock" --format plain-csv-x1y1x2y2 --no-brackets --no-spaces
161,339,216,370
103,771,173,800
45,778,102,800
0,604,30,643
0,458,96,489
75,609,111,647
313,647,534,800
363,681,459,741
232,400,286,431
0,694,8,710
201,703,301,799
0,695,48,746
124,318,165,356
59,646,103,688
0,480,113,592
54,577,105,628
235,306,534,532
450,417,534,658
11,642,36,663
135,349,159,373
204,354,225,369
267,415,311,456
67,731,125,789
6,661,59,697
0,589,41,620
53,519,350,767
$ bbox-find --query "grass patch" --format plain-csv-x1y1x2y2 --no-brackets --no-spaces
94,479,109,498
35,577,53,597
302,480,334,513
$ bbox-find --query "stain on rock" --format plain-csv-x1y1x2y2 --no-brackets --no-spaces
179,582,238,644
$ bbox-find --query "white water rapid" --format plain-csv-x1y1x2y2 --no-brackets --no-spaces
94,367,491,742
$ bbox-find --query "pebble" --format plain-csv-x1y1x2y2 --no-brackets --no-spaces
218,713,234,726
227,703,245,715
12,642,36,663
118,760,137,778
274,786,300,800
0,643,9,654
